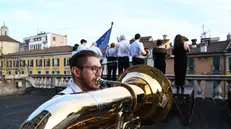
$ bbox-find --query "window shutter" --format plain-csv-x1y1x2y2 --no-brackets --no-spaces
64,58,66,66
52,59,54,66
213,56,220,70
229,57,231,71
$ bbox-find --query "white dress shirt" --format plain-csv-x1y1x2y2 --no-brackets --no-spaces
76,44,88,53
106,48,116,57
53,82,82,99
115,40,131,57
89,46,103,57
130,40,146,58
71,51,77,56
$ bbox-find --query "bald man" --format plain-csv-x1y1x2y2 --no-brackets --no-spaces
89,42,103,58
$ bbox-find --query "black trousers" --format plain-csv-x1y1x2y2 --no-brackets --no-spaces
107,62,117,81
118,57,129,75
132,57,145,65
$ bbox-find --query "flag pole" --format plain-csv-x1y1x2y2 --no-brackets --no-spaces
103,22,113,57
108,22,113,47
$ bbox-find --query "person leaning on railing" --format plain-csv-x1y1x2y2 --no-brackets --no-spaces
173,34,190,93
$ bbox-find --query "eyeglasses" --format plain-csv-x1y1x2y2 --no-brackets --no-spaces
80,66,102,74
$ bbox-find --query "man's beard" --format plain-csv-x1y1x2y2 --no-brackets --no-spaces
79,74,97,91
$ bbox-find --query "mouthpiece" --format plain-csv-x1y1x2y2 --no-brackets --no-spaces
95,78,106,86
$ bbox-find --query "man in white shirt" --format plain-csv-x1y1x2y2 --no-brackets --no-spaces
89,42,103,58
106,43,117,81
57,50,102,95
76,39,88,53
115,35,131,75
130,33,147,65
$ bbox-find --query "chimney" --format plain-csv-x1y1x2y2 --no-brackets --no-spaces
163,34,167,40
191,39,197,45
191,39,197,48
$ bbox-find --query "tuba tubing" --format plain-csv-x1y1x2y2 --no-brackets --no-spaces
20,84,145,129
19,65,173,129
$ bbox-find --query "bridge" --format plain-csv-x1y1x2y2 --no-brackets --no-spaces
0,69,231,128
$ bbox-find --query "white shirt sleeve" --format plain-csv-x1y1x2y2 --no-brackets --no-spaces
139,43,146,55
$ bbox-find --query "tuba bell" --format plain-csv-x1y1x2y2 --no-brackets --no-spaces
143,48,151,57
19,65,173,129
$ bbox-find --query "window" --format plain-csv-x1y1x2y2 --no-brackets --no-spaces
14,60,19,67
52,71,59,74
36,59,42,67
55,71,59,74
44,59,50,67
64,58,70,66
20,60,25,67
15,71,18,74
64,70,70,75
228,56,231,71
187,57,194,74
21,71,24,74
28,60,34,67
29,71,32,74
213,56,220,70
7,61,12,67
53,58,59,66
8,71,11,75
45,71,49,74
38,71,41,74
53,37,56,41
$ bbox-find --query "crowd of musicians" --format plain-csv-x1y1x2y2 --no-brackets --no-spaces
72,33,190,93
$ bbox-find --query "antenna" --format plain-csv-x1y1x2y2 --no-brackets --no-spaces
202,24,204,33
208,29,211,37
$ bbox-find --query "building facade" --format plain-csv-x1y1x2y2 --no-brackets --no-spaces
21,32,67,51
1,46,72,76
0,24,20,55
166,38,231,75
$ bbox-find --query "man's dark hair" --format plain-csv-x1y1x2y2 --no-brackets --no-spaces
69,50,100,69
135,33,141,40
156,39,163,46
72,46,77,51
80,39,87,44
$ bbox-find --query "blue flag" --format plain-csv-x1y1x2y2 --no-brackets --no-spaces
96,28,112,51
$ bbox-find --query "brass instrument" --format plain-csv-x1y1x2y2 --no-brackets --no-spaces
19,65,173,129
143,48,151,57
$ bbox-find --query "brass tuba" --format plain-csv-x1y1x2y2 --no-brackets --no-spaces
143,48,151,57
19,65,173,129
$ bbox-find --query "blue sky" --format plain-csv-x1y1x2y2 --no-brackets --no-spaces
0,0,231,47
